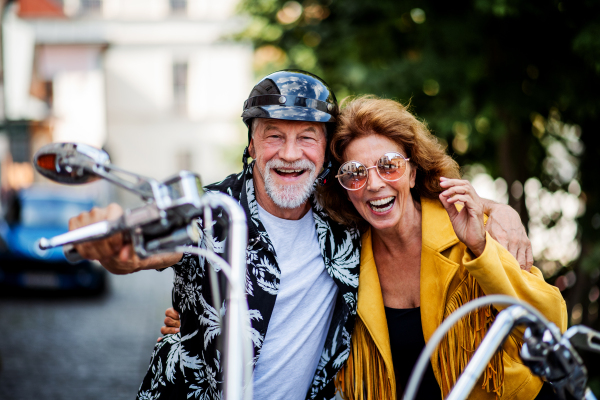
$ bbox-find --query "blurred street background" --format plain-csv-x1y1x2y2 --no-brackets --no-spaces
0,269,173,399
1,0,600,397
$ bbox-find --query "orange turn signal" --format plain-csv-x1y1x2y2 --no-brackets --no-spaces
36,154,56,171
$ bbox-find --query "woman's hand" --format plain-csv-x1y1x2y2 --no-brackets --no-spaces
439,177,486,257
157,307,181,342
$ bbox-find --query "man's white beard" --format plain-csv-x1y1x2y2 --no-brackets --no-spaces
262,159,317,209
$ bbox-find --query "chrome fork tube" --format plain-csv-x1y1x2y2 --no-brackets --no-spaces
200,194,251,400
446,306,531,400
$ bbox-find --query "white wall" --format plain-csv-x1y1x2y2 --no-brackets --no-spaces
53,70,106,147
104,47,173,118
2,4,45,120
12,0,252,206
104,43,252,205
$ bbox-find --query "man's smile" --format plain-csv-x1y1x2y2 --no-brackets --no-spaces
273,168,308,179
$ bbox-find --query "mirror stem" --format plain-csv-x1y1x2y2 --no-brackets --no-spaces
92,164,156,200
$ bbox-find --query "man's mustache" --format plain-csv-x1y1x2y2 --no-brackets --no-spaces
265,159,316,173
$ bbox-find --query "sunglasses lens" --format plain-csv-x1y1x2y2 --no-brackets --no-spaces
338,162,368,190
377,153,406,181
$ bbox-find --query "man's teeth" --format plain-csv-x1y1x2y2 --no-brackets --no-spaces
276,169,304,173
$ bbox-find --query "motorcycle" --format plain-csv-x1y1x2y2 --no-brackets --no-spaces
404,294,600,400
33,142,253,400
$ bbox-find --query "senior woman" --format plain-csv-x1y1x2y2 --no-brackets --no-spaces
317,96,567,400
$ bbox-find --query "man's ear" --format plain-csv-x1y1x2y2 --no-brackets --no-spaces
248,139,256,159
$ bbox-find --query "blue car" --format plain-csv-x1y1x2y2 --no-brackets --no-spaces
0,186,107,295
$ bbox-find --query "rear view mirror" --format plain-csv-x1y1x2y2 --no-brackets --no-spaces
34,143,110,185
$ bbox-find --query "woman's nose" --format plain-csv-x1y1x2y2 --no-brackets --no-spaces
366,167,385,191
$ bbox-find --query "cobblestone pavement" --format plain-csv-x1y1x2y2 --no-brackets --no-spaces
0,269,174,400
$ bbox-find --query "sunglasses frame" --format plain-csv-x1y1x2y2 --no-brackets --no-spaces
336,152,410,191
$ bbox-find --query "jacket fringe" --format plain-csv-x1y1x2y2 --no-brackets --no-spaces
435,273,504,399
335,272,508,400
335,317,395,400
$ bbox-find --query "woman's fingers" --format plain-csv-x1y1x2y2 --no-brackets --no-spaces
440,177,472,188
442,194,479,211
441,180,476,196
158,308,181,340
160,326,180,335
165,307,180,322
440,177,486,257
439,192,459,219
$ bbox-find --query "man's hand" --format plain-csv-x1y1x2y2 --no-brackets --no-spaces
157,307,181,342
480,198,533,272
69,203,182,274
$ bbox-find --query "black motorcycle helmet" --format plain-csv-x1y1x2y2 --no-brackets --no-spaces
241,69,338,185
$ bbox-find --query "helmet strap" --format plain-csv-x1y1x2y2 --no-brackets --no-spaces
316,160,332,186
242,146,251,169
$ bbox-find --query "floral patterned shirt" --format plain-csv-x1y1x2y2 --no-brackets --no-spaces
137,162,361,400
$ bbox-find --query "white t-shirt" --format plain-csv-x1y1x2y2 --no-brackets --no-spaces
252,204,338,400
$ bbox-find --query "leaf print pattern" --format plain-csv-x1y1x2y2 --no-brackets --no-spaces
343,292,357,316
333,327,351,369
138,162,360,400
198,295,221,349
247,309,264,349
252,256,280,295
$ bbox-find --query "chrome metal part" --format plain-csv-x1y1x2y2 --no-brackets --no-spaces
446,305,537,400
33,143,252,399
563,326,600,354
405,294,600,400
38,220,120,249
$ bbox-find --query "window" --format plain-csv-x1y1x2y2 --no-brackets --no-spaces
80,0,102,13
173,61,188,113
170,0,187,14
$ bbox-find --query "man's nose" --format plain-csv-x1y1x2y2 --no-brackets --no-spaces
366,167,386,191
279,139,303,161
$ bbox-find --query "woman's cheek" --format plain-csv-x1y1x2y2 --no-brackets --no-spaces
348,193,368,219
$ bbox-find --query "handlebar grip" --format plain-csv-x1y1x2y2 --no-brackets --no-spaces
63,244,84,264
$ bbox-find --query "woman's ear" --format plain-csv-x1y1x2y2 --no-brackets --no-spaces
409,164,417,188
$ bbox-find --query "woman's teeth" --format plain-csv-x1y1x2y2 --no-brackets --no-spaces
368,196,395,212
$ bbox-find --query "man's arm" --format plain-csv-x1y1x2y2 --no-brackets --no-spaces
69,203,182,274
480,198,533,271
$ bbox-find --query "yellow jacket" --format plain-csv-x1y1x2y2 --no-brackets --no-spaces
340,198,567,400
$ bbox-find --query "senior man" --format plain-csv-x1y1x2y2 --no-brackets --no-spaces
69,70,532,400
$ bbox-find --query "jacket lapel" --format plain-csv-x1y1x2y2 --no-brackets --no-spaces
419,198,460,343
357,229,395,376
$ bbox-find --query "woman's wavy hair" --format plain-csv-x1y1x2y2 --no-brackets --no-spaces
316,95,460,231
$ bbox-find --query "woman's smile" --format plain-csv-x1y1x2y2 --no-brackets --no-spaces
367,196,396,214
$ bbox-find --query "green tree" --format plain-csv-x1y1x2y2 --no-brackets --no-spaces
238,0,600,389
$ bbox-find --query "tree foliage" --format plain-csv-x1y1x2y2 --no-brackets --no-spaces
238,0,600,377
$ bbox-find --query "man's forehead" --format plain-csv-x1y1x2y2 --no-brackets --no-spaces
257,118,326,134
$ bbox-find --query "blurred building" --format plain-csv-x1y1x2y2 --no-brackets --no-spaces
2,0,252,206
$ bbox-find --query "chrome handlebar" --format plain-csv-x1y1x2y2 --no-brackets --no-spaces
404,295,600,400
33,142,253,400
